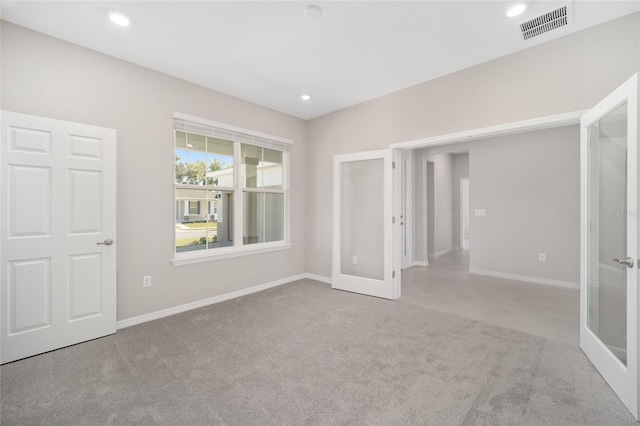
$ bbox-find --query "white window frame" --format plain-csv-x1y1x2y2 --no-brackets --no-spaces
172,112,292,266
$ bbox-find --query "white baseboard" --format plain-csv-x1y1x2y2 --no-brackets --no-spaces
429,249,451,258
304,273,332,284
468,268,579,290
117,273,308,329
413,261,428,267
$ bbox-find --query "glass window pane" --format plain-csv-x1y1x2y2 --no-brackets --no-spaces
242,144,284,190
175,133,208,185
243,192,284,245
242,144,261,189
176,188,234,252
175,131,187,148
262,148,283,190
206,137,234,187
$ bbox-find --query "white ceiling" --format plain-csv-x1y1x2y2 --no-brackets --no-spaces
2,1,638,120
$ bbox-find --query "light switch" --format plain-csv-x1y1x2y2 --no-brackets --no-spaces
475,209,487,217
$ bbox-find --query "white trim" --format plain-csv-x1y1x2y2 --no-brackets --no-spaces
172,243,292,266
413,261,428,267
172,112,293,145
469,268,579,289
117,273,307,329
390,110,587,150
304,273,332,284
401,150,414,269
429,249,451,258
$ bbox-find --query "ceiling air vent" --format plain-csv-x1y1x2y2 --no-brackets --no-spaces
520,6,568,40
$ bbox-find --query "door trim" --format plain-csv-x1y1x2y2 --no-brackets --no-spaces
390,110,587,150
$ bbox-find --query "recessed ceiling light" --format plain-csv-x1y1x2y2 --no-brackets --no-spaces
505,3,527,18
304,5,323,20
301,94,312,101
108,11,131,27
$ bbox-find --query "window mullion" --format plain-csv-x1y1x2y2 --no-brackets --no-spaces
234,141,243,247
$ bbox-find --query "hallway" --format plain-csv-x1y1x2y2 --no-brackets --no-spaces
401,251,579,345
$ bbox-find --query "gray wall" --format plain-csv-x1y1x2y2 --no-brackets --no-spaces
468,126,580,283
419,153,453,257
306,13,639,279
1,22,308,321
452,154,470,250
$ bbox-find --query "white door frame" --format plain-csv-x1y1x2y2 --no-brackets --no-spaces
421,155,430,266
579,73,639,419
400,149,413,269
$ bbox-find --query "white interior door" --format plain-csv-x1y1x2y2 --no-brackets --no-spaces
332,149,399,299
1,111,117,364
580,73,639,418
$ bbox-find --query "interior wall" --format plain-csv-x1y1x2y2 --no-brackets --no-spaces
452,154,470,250
306,13,640,279
1,22,308,321
420,153,453,257
468,125,580,284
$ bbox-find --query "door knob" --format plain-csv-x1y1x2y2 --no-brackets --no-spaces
97,239,114,246
613,257,634,268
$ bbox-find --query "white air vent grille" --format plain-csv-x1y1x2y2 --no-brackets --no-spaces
520,6,568,40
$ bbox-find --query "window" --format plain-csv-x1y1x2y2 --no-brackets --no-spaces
173,113,291,264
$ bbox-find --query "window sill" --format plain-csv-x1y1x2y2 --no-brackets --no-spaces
172,242,292,266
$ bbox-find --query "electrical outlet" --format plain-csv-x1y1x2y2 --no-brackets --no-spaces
143,275,152,287
352,256,358,265
539,253,546,262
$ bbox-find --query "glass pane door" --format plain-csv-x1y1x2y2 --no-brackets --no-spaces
580,73,638,419
587,102,628,365
332,149,398,299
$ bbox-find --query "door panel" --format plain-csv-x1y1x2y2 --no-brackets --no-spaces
9,258,51,334
1,111,117,364
333,149,398,299
580,73,638,418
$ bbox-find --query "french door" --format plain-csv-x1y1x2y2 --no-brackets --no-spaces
1,111,117,364
332,149,399,299
580,73,639,418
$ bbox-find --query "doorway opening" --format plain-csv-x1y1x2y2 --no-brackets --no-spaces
398,126,582,346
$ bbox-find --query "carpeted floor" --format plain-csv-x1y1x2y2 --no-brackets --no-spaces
1,279,636,425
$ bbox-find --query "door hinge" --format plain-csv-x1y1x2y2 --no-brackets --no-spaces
392,161,396,169
392,271,396,278
392,216,396,224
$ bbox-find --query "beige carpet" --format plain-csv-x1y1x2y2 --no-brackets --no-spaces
0,279,634,425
